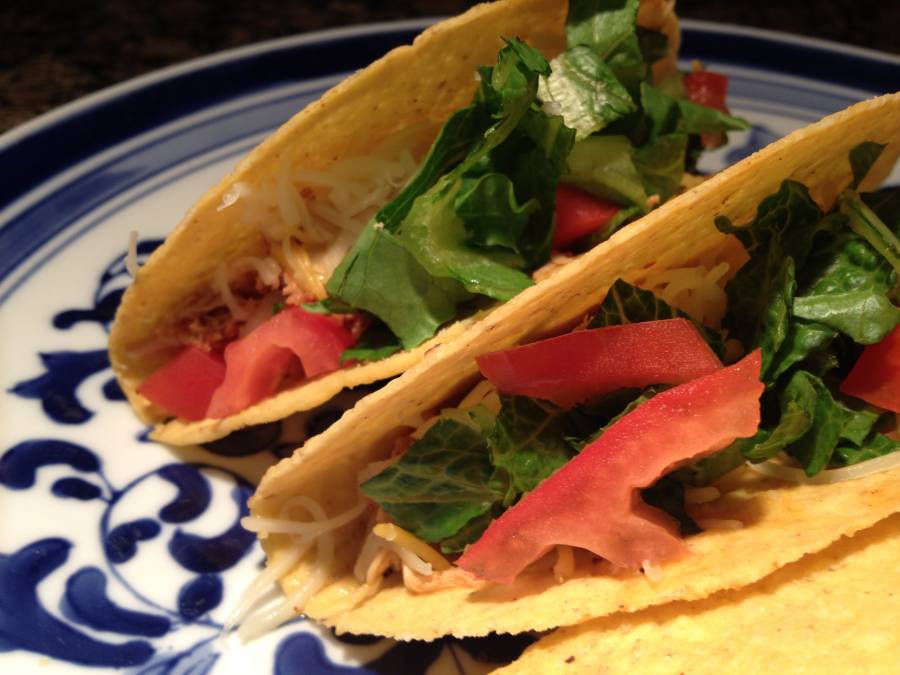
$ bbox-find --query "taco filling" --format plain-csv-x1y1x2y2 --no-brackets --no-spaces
132,0,747,423
237,142,900,638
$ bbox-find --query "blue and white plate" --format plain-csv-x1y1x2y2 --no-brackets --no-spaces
1,19,898,675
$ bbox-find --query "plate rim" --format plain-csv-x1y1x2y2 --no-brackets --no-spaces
2,16,898,166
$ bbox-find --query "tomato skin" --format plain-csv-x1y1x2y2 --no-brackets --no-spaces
476,319,722,408
683,70,731,149
841,325,900,414
683,71,730,112
457,351,763,584
553,184,621,249
138,347,225,421
206,307,355,419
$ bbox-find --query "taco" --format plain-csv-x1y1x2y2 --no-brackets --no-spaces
237,91,900,640
495,513,900,673
109,0,747,446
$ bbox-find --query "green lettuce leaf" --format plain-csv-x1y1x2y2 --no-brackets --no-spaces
488,395,576,493
325,224,472,349
840,190,900,278
589,279,726,357
539,46,636,139
566,0,645,90
360,417,507,543
717,180,823,376
742,370,817,462
454,173,538,251
779,371,884,477
863,187,900,235
563,135,648,208
340,320,401,364
328,39,567,348
849,141,886,189
675,98,750,135
792,291,900,345
834,432,900,467
634,132,689,201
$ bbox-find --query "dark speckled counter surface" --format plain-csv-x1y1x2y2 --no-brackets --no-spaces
2,0,898,135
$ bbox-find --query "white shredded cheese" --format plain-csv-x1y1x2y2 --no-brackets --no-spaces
230,497,366,640
641,559,664,583
125,230,140,277
746,452,900,484
684,486,721,505
696,518,744,531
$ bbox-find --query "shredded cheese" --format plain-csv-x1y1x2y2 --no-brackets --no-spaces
231,497,366,640
684,486,721,505
747,452,900,485
126,230,140,277
553,545,576,583
696,518,744,531
213,262,250,321
641,559,663,583
372,523,452,572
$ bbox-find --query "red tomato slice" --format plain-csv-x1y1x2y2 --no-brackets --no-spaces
206,307,355,419
683,71,730,112
457,350,763,583
683,70,731,149
477,319,722,408
553,184,621,249
138,347,225,421
840,325,900,414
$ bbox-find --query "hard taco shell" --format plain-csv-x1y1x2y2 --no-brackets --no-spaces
248,91,900,639
108,0,679,445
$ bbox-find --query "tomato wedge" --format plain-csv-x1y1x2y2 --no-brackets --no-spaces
138,347,226,421
683,70,731,149
206,307,355,419
476,319,722,407
457,350,763,584
683,71,730,113
553,184,620,249
840,325,900,414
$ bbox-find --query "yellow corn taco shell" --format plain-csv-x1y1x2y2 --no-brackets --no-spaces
107,0,680,446
247,91,900,640
496,513,900,674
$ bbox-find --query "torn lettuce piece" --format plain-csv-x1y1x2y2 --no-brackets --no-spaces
716,180,823,376
563,135,648,209
340,320,401,365
488,395,576,493
741,369,817,463
329,39,564,348
360,417,508,543
455,173,538,252
840,190,900,277
539,46,636,140
589,279,726,358
565,0,646,92
325,224,472,349
849,141,886,189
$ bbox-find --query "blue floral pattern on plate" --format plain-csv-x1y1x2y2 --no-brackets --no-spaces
1,18,898,674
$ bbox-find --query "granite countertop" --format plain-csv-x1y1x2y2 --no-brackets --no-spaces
2,0,898,135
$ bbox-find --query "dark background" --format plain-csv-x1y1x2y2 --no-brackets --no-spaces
2,0,898,135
